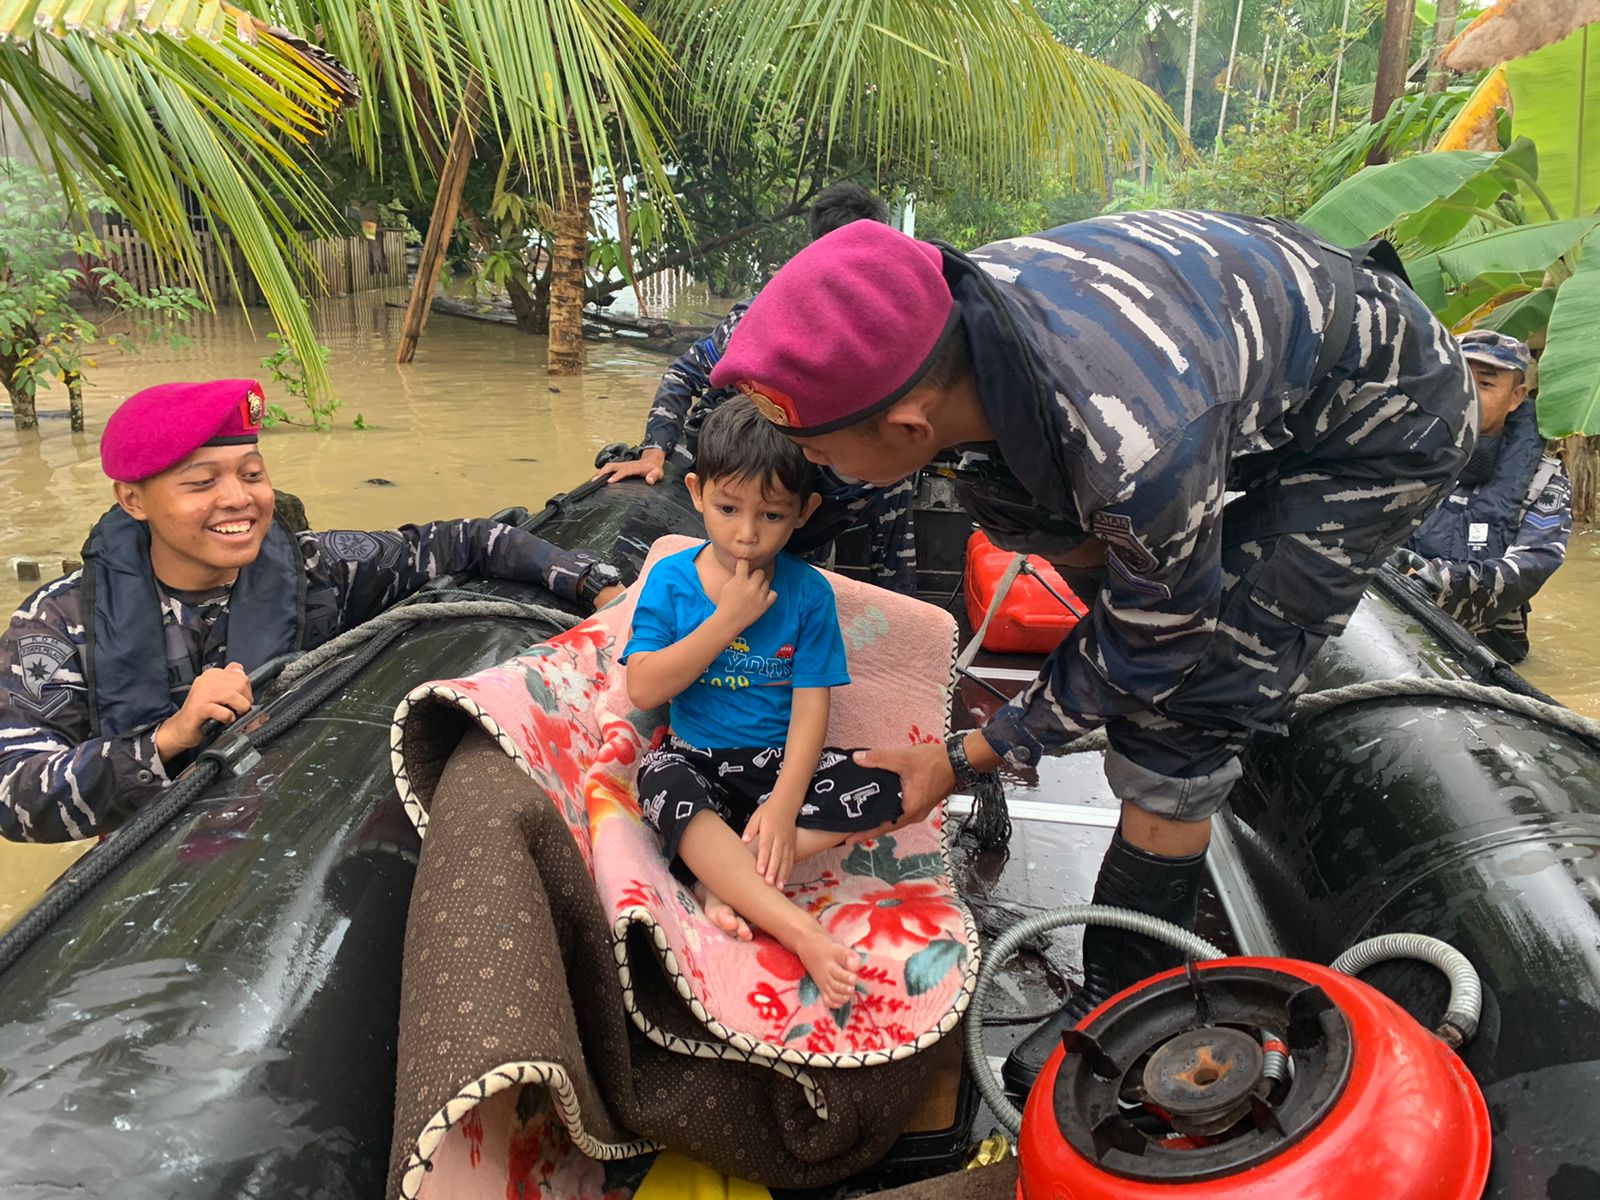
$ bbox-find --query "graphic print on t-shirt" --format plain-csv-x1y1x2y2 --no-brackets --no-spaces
702,635,796,690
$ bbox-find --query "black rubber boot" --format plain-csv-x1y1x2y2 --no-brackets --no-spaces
1000,832,1207,1096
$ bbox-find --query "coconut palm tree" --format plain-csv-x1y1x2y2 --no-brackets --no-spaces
0,3,358,409
277,0,1181,374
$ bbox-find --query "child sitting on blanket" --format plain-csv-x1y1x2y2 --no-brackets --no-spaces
623,398,904,1007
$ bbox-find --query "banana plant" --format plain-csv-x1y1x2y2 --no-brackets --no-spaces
1301,135,1600,437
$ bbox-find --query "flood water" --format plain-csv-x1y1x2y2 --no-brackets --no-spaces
3,287,1598,926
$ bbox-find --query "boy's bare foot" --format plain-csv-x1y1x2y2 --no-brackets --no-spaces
694,883,753,941
796,929,858,1008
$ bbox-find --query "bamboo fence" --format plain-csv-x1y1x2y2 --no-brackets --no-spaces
96,225,407,303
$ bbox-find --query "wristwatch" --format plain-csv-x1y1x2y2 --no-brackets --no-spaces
945,730,986,790
577,559,624,605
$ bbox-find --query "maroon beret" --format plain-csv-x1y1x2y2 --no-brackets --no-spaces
101,379,266,482
709,221,957,436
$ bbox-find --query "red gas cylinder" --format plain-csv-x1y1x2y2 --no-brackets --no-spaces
963,531,1084,655
1016,958,1490,1200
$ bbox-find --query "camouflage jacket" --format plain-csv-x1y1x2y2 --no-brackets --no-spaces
0,517,595,842
1429,454,1571,636
641,302,750,457
950,211,1470,773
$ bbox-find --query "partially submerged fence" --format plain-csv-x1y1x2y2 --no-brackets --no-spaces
96,224,407,303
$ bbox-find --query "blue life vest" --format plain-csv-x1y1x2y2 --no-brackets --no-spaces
79,508,312,738
1410,403,1544,564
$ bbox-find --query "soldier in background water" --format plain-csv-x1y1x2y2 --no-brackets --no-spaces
1396,330,1570,663
708,213,1477,1094
1,379,626,844
594,182,920,594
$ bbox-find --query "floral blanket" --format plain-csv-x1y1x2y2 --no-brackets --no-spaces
392,535,976,1072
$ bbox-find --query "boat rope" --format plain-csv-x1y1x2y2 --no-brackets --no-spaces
1043,675,1600,757
279,598,581,689
0,597,579,978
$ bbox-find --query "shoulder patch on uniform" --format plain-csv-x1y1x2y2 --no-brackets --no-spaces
326,530,381,562
1090,511,1159,576
14,634,74,716
1533,486,1567,516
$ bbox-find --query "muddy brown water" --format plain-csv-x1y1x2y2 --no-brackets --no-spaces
3,288,1598,926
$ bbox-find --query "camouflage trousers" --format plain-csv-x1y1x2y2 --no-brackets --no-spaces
1100,281,1478,820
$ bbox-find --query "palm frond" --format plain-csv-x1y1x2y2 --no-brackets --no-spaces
647,0,1184,192
269,0,681,219
0,4,358,401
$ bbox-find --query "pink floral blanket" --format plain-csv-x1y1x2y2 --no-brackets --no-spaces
392,536,976,1072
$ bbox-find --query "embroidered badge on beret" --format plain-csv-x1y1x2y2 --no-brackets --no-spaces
737,380,796,428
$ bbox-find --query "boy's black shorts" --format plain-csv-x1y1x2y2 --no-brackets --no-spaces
636,735,904,881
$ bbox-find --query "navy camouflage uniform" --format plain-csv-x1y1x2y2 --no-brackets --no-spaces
0,519,594,843
1408,401,1571,663
643,304,918,593
950,211,1477,820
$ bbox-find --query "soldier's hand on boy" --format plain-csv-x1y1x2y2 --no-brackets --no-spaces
743,801,799,888
155,663,253,760
715,559,777,632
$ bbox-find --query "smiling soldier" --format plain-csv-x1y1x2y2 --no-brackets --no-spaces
0,379,626,843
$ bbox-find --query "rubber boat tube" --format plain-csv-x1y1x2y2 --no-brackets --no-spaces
1221,571,1600,1198
0,478,705,1200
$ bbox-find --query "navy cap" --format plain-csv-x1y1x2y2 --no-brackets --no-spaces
1458,329,1531,375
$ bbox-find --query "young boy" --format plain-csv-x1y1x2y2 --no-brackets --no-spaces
623,398,902,1007
0,378,625,843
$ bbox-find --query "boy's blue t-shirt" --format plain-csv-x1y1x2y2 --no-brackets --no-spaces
622,545,850,749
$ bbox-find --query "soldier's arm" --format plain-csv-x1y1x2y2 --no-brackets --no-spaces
310,521,596,629
1436,461,1572,630
642,302,748,454
0,608,168,843
980,409,1230,768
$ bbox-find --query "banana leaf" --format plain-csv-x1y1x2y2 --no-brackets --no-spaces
1507,25,1600,220
1434,270,1545,329
1435,216,1600,284
1302,149,1508,246
1534,231,1600,437
1394,138,1539,252
1476,285,1558,341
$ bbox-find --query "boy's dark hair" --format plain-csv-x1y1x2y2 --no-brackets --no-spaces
695,397,816,502
808,182,890,241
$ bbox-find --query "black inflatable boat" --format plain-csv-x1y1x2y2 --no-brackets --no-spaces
0,474,1596,1198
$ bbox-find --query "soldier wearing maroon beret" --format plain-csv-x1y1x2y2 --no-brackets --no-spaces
1,379,625,843
709,214,1478,1093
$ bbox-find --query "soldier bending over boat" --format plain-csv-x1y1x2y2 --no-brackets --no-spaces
707,213,1477,1093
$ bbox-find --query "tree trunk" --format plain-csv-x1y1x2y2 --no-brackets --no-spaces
66,369,83,433
2,345,36,431
1216,0,1246,144
547,123,593,376
504,267,543,334
1329,0,1354,135
1249,33,1271,131
1367,0,1418,163
1183,0,1203,137
5,380,36,431
396,74,484,365
1425,0,1462,93
1561,436,1600,524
